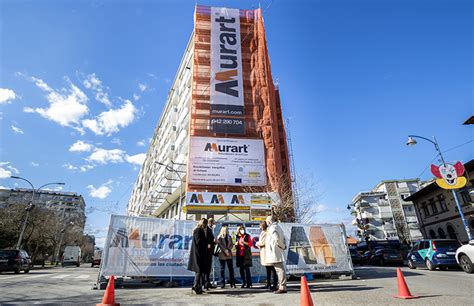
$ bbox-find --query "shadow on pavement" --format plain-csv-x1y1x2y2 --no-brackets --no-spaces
354,267,422,280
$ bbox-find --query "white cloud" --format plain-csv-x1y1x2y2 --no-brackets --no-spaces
87,148,125,164
136,139,146,147
87,181,113,199
0,167,12,179
63,163,95,172
138,83,147,92
111,138,122,145
30,162,39,167
83,73,112,107
24,76,89,129
0,185,10,189
11,125,24,134
0,88,16,104
69,140,93,152
0,162,19,179
125,153,146,166
133,94,140,101
82,100,137,136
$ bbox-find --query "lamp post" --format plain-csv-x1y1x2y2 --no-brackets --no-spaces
156,162,184,220
11,176,65,249
406,135,472,241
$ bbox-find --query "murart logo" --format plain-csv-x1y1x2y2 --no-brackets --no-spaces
188,193,246,205
204,142,249,153
214,15,241,98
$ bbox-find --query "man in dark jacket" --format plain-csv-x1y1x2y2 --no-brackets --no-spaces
188,218,208,294
203,217,216,289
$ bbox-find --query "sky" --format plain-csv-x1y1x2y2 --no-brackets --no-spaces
0,0,472,246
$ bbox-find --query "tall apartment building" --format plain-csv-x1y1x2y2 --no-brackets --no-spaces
349,179,423,244
0,188,86,231
128,5,292,221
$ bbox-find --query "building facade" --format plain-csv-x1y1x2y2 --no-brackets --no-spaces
349,179,423,244
128,5,292,221
405,160,474,243
0,188,86,231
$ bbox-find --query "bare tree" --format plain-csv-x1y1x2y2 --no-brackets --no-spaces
243,173,320,223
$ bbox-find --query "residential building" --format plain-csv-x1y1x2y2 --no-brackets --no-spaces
0,188,86,231
349,179,423,244
128,5,292,222
405,159,474,243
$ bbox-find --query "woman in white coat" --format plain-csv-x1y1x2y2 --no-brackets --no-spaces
265,216,287,294
256,221,278,290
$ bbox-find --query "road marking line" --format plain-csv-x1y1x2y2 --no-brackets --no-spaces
24,274,47,279
75,274,90,279
51,274,71,279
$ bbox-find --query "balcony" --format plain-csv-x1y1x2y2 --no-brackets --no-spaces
379,211,393,219
378,199,390,206
405,216,418,223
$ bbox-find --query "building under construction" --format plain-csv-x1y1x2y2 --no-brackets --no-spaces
127,5,292,222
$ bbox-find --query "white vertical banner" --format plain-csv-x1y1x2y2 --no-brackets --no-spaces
210,7,245,134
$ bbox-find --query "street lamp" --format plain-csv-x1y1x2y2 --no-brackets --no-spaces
406,135,472,241
155,161,184,220
10,176,65,249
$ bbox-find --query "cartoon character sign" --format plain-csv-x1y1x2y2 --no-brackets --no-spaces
430,162,467,189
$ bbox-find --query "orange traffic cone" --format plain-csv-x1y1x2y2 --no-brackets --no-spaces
97,275,120,306
394,268,417,299
300,275,314,306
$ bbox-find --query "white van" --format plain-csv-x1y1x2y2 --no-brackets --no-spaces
62,246,81,267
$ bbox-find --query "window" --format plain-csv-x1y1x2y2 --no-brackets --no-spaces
437,228,446,239
437,194,448,211
459,187,473,204
428,198,438,214
421,202,430,217
446,224,457,240
429,230,437,239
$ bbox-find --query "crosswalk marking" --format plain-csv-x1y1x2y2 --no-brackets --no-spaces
24,274,46,279
0,272,95,281
75,274,90,279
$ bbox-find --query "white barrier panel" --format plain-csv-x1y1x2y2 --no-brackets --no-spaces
100,215,353,277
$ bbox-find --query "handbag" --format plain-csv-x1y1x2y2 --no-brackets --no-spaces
213,244,222,256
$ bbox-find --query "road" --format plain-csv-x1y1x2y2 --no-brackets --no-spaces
0,265,472,305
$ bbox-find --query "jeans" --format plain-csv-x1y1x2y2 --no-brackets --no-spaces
265,265,278,287
273,262,287,290
219,259,235,285
239,265,252,286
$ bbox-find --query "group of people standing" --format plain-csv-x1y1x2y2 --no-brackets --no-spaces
187,216,287,295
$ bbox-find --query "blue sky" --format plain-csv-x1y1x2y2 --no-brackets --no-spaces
0,0,472,245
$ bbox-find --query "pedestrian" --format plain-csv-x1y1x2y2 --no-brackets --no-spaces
235,225,252,288
256,221,278,291
265,216,287,294
187,218,208,295
203,217,216,290
216,225,236,288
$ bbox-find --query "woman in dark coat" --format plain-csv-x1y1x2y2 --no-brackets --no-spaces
235,225,252,288
187,218,208,294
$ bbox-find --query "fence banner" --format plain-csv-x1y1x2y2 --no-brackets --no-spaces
100,215,353,278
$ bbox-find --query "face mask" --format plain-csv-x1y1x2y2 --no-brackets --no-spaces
239,229,245,235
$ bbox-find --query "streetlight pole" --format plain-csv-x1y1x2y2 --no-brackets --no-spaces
406,135,472,241
10,176,65,249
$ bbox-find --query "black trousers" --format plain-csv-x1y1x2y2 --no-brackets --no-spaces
239,265,252,286
265,265,278,287
219,259,235,285
193,272,202,289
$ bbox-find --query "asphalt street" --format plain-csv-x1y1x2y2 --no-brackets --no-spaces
0,265,472,305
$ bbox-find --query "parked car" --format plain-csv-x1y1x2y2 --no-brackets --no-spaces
455,240,474,273
371,248,404,266
62,246,81,267
407,239,460,270
0,249,32,274
91,248,102,268
349,248,363,265
362,250,374,265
